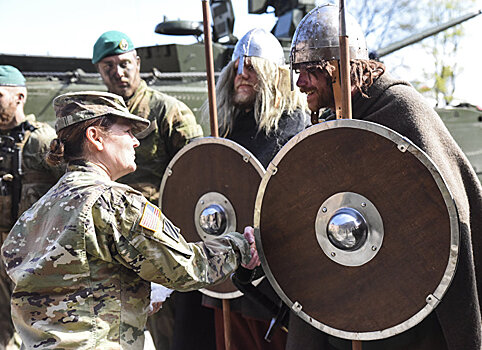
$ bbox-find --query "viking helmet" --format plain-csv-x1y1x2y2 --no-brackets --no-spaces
232,28,285,75
290,4,368,68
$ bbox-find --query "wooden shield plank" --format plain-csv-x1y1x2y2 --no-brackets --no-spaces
254,120,459,340
160,137,264,299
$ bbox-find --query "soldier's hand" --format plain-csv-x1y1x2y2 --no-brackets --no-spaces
149,283,172,316
148,301,163,316
242,226,261,270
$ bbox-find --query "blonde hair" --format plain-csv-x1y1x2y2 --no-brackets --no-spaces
202,56,307,136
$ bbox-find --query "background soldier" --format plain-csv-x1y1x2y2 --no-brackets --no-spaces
0,65,62,349
92,31,204,350
188,28,308,350
92,30,203,203
289,4,481,350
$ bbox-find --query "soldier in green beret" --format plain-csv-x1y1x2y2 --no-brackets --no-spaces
0,65,62,349
1,91,259,350
92,30,204,349
92,31,203,203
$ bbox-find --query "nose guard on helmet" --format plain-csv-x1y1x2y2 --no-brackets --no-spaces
232,28,285,75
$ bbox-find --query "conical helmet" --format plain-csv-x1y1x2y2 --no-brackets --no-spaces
290,4,368,68
232,28,285,75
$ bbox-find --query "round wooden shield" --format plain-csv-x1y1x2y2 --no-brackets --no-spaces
160,137,265,299
254,119,459,340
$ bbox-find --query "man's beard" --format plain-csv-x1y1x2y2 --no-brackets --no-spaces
233,91,256,110
0,108,16,127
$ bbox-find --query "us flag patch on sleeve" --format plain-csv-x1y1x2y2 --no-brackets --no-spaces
139,202,162,232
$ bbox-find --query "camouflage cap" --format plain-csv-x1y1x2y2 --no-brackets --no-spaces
92,30,135,64
53,91,150,133
0,65,26,86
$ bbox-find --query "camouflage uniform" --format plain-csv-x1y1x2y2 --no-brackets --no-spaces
0,114,61,349
120,80,203,203
120,80,203,349
1,161,251,349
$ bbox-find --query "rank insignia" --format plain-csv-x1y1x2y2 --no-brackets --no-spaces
163,218,180,242
139,202,162,232
119,38,129,51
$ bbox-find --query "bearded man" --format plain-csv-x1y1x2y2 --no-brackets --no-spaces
196,28,310,350
93,30,203,203
287,4,481,350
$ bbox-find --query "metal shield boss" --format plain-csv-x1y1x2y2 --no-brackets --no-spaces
160,137,265,299
254,119,459,340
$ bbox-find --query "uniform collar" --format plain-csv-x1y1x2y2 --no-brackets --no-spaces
67,160,112,180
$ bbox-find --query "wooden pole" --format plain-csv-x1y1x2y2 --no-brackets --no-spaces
352,340,362,350
201,3,230,349
222,299,232,350
339,0,358,346
202,0,219,137
338,0,352,120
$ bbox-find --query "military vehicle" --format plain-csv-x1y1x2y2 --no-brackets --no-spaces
0,0,480,180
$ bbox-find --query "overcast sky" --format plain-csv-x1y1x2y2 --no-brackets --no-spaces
1,0,481,105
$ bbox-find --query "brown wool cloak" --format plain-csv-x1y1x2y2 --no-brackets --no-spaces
286,73,481,350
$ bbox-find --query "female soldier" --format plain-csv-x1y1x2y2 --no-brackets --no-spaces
1,91,259,349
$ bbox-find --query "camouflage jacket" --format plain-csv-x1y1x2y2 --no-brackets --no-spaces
0,114,62,232
1,162,250,349
121,80,203,202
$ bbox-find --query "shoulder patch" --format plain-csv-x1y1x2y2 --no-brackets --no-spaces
163,218,180,242
139,202,162,232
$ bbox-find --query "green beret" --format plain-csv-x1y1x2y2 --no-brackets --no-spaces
0,65,26,86
53,91,149,133
92,31,135,64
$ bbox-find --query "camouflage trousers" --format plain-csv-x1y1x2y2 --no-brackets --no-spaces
0,231,20,350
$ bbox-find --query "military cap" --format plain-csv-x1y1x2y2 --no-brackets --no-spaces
53,91,150,133
0,65,26,86
92,30,135,64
